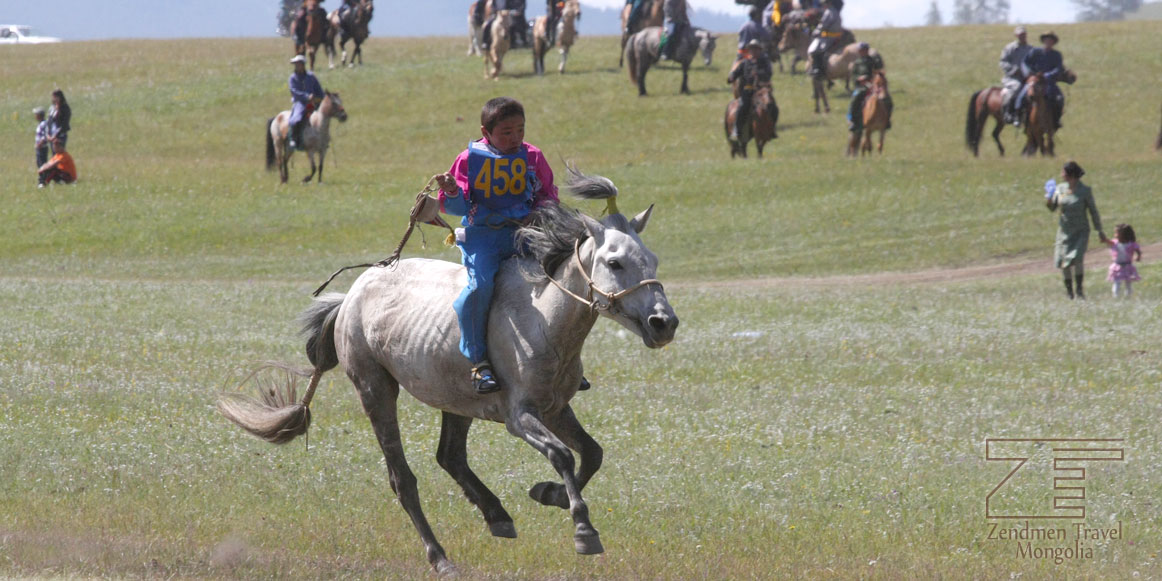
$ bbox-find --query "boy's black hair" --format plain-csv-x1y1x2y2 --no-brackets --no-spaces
481,97,524,132
1115,223,1136,243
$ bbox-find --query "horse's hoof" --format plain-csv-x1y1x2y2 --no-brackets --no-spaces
434,558,458,577
489,521,517,538
529,481,569,509
574,532,604,555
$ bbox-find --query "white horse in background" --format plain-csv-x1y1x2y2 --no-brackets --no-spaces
534,0,582,75
219,169,679,573
265,91,347,184
484,10,515,79
694,27,718,67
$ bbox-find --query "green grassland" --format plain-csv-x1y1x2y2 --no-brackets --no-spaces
2,20,1162,579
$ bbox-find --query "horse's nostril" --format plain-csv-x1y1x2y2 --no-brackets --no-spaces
647,315,668,332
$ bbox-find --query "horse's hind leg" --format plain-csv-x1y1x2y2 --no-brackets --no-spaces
508,404,603,555
529,405,603,511
437,412,516,538
353,364,454,574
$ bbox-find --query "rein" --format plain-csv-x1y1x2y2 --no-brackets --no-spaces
545,239,663,313
312,176,455,296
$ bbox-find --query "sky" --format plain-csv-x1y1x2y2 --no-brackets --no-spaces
0,0,1095,41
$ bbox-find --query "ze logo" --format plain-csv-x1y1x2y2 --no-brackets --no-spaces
985,438,1124,520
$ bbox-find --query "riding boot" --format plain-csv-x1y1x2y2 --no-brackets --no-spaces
290,120,304,150
472,362,501,394
1064,277,1074,299
1074,274,1085,299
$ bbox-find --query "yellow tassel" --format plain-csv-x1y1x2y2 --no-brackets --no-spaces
444,232,456,247
605,197,619,216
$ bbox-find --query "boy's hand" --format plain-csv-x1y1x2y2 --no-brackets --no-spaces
435,172,458,194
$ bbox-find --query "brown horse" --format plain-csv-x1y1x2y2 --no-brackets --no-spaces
847,71,890,157
808,31,857,114
1022,74,1055,157
965,86,1007,157
619,0,663,67
266,92,347,184
325,0,373,68
294,3,329,71
776,9,828,75
725,84,779,159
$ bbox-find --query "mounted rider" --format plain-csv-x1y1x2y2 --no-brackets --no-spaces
337,0,358,22
545,0,564,46
808,0,843,78
625,0,648,35
1014,30,1071,129
737,6,772,59
727,40,773,140
848,42,889,133
481,0,530,50
999,26,1032,124
287,54,324,150
291,0,327,52
660,0,690,60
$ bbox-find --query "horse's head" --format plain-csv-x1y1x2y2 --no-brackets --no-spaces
578,207,678,348
563,0,580,20
1025,74,1044,98
324,91,348,122
697,30,717,66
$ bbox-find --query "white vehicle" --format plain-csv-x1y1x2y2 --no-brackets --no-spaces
0,25,61,44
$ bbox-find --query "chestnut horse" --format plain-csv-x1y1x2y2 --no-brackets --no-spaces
965,86,1007,157
847,71,891,157
1021,74,1055,157
295,4,329,71
619,0,663,67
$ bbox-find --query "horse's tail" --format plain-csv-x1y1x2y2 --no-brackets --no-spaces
965,90,982,151
265,117,276,171
216,293,344,445
625,36,638,83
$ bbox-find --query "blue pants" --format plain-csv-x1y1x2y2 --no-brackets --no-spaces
289,102,311,126
454,225,518,363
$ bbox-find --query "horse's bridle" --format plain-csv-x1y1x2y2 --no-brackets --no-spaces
545,239,663,313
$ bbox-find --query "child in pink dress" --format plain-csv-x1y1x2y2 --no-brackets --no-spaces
1105,223,1142,298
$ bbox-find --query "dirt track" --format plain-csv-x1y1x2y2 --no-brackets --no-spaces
674,241,1162,290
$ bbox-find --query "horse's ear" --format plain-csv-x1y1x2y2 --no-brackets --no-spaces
630,204,654,234
580,212,605,242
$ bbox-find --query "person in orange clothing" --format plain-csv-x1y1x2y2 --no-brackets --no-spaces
38,137,77,186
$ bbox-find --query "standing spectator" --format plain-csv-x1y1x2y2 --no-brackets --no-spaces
1045,161,1106,299
33,107,50,187
47,89,71,152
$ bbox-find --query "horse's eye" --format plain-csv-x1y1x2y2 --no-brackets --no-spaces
608,259,622,271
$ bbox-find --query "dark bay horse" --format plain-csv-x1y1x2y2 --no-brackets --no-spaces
965,86,1007,157
325,0,373,68
725,85,779,158
295,4,329,71
848,71,891,156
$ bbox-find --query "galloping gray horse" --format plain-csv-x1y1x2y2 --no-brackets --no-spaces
219,170,679,573
624,25,700,96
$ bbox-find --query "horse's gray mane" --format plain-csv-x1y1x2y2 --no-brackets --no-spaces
516,165,621,281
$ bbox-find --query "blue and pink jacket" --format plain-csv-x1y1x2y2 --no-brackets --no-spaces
439,139,558,228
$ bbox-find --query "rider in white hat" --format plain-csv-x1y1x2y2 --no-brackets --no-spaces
287,54,323,149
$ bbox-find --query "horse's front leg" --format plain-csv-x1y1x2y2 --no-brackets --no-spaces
302,149,317,183
529,405,603,510
558,45,568,74
680,63,690,95
317,147,326,183
508,404,603,555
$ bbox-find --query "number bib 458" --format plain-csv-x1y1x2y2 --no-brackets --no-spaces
467,141,533,210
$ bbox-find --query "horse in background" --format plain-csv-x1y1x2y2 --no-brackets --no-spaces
467,0,488,55
295,5,329,71
809,34,858,114
217,170,678,574
775,9,823,74
725,85,779,159
847,71,891,156
485,10,515,79
533,0,581,75
266,91,347,183
619,0,663,67
1021,73,1056,157
965,86,1007,157
325,0,373,68
624,26,698,96
694,27,717,67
